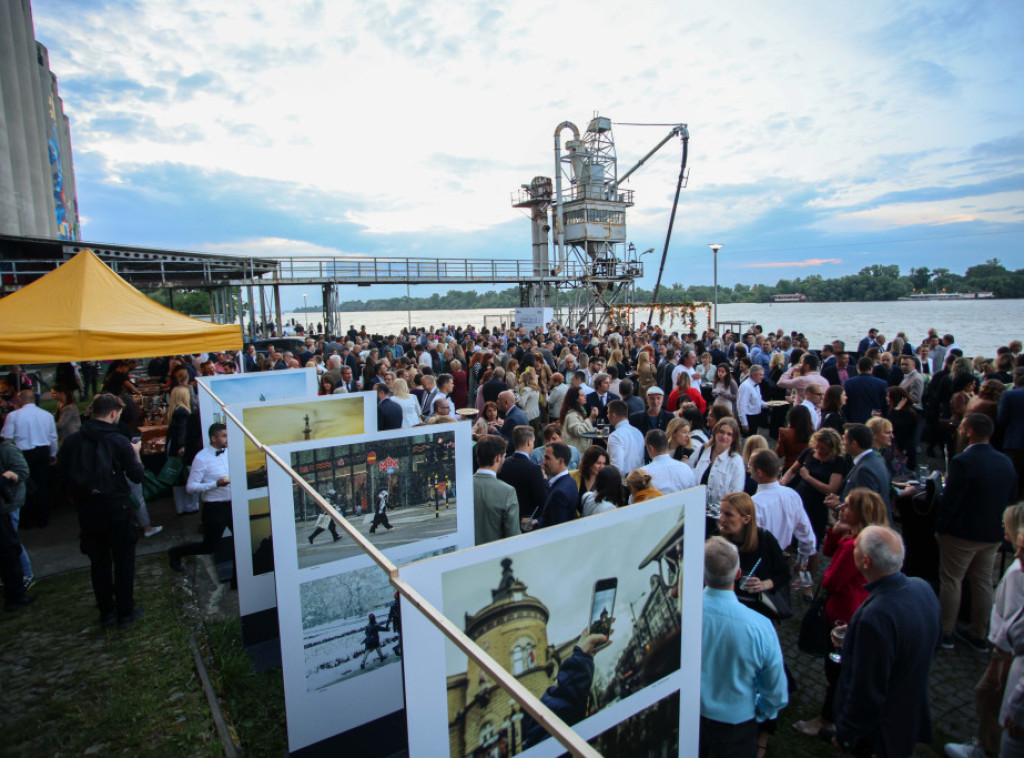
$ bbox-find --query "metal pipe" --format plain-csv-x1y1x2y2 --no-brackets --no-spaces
613,124,686,191
647,131,689,327
196,382,601,758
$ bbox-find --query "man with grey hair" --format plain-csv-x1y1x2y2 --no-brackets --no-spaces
700,536,787,757
736,364,769,436
832,526,941,757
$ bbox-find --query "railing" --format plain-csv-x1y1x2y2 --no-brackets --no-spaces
270,257,642,284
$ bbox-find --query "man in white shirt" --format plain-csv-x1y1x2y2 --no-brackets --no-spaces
643,429,696,495
432,374,458,420
801,385,824,430
737,365,769,436
671,350,699,388
169,423,233,575
1,390,57,528
750,450,815,569
606,401,644,478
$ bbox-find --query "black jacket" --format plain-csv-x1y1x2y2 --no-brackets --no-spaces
498,452,547,519
59,419,144,499
937,443,1018,542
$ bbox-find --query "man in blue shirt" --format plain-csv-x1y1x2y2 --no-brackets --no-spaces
701,536,787,757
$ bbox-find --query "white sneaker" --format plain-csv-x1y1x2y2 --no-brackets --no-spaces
944,739,988,758
143,526,164,538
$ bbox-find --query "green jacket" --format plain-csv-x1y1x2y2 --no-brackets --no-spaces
0,439,29,513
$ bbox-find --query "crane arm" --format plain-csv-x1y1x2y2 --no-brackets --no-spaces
611,124,687,191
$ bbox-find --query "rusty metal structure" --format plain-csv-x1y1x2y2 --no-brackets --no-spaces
512,115,689,329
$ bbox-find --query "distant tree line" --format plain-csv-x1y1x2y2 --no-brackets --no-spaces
148,260,1022,316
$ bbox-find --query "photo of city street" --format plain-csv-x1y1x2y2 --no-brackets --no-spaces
290,429,459,569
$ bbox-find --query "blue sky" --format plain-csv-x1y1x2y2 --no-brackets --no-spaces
32,0,1024,308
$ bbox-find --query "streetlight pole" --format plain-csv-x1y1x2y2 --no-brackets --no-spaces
302,293,308,332
708,244,723,332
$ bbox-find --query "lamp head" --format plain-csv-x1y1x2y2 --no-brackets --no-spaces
708,243,723,253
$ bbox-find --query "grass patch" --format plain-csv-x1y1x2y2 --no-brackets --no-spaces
205,617,287,756
0,556,222,756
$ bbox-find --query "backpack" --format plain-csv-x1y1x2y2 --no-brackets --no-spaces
67,431,122,495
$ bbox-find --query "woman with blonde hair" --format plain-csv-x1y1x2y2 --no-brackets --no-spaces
636,351,657,397
742,434,769,495
392,379,422,429
666,416,693,462
866,415,906,480
626,469,662,503
165,385,200,514
516,369,543,441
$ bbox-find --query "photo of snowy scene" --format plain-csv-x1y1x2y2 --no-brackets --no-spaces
291,428,459,569
300,548,453,693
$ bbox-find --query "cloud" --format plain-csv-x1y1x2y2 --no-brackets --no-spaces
749,258,844,268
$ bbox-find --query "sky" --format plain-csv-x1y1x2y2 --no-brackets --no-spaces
31,0,1024,309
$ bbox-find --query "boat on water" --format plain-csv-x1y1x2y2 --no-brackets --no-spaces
896,292,995,301
770,293,807,303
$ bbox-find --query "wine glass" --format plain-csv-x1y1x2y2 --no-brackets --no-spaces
829,621,848,664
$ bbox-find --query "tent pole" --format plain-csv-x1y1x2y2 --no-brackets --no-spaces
167,288,175,312
259,285,268,338
247,285,255,339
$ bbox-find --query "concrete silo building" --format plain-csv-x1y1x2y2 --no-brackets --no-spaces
0,0,80,240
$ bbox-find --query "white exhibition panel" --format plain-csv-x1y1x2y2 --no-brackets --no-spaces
399,488,706,758
197,368,317,447
268,422,475,752
226,391,377,618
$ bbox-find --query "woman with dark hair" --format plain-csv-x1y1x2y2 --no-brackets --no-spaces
776,404,814,470
559,386,597,455
571,445,609,504
319,374,336,396
581,466,628,516
885,385,918,466
820,385,847,434
361,356,377,392
681,405,709,447
52,387,81,445
711,364,739,418
765,353,790,438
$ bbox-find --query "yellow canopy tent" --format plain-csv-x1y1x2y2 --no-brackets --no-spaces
0,248,243,363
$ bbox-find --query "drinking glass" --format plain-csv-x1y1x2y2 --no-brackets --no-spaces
829,621,848,664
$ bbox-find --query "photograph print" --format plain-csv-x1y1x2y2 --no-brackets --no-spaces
438,500,690,758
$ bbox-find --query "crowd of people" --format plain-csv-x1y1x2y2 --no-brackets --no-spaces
2,317,1023,757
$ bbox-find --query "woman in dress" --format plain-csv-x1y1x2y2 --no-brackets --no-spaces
776,404,814,471
165,385,200,515
449,359,468,410
392,379,423,429
666,417,694,463
741,435,769,496
766,353,790,438
689,418,746,508
711,364,739,418
570,445,609,507
504,359,520,392
559,386,598,455
607,349,627,380
473,401,500,441
781,427,848,547
794,488,890,739
626,469,663,503
884,386,918,468
820,385,847,434
581,466,628,516
866,416,907,482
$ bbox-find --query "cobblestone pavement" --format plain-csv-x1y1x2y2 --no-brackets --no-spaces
776,571,989,757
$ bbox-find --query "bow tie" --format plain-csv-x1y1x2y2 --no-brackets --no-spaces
215,448,226,456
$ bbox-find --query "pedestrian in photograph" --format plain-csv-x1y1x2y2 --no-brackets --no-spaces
359,612,390,669
369,488,393,534
307,511,341,544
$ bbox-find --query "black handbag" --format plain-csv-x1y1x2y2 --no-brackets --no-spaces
797,586,831,656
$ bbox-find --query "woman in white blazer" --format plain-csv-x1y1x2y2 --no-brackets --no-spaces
689,417,746,507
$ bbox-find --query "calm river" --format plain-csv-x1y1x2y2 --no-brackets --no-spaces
283,299,1024,358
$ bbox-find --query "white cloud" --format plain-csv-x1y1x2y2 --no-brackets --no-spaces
31,0,1024,246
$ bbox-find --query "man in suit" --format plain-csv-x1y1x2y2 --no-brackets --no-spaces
497,390,528,453
629,387,674,436
856,328,879,358
375,384,403,431
337,365,360,393
522,442,577,529
481,367,508,405
998,367,1024,495
935,413,1018,651
826,424,892,516
822,352,856,387
842,357,887,423
473,435,520,545
418,375,438,419
584,373,619,425
499,426,547,521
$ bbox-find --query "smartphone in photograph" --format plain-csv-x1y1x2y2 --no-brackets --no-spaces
590,577,617,636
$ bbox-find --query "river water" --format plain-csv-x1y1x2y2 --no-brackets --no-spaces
282,299,1024,358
